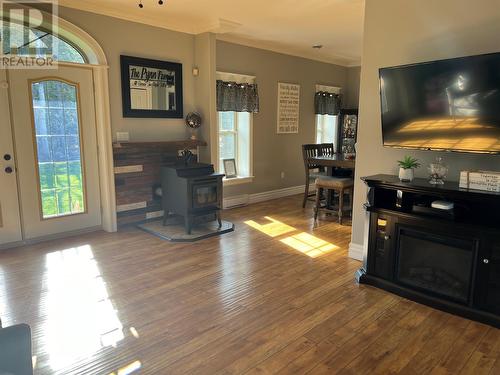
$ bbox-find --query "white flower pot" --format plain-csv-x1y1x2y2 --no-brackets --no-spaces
399,167,414,182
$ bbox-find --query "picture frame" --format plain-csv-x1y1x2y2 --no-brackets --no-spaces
277,82,300,134
223,159,237,178
120,55,183,118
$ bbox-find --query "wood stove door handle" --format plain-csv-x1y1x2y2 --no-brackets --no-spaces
483,259,489,264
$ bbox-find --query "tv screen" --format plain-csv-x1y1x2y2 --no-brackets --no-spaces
379,53,500,154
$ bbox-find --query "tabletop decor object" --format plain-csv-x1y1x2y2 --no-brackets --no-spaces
397,155,420,182
186,112,202,140
428,157,448,185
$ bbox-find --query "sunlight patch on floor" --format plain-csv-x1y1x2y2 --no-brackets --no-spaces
42,245,125,370
281,232,339,258
244,216,339,258
244,216,295,237
109,360,142,375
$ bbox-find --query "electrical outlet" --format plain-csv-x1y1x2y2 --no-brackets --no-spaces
116,132,130,142
280,171,285,179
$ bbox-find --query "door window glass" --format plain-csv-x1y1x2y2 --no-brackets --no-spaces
31,80,85,218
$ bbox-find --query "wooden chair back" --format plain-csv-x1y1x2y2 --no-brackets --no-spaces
302,144,322,171
319,143,334,157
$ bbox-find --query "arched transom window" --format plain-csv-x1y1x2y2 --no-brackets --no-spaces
1,21,86,63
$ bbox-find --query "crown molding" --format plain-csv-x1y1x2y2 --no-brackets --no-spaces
59,1,200,34
59,1,361,67
216,34,360,67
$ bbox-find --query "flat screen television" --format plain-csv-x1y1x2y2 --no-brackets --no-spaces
379,52,500,154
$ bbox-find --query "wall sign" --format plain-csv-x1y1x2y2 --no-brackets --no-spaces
120,55,183,118
277,82,300,134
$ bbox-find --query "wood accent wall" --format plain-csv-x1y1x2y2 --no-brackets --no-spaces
113,140,207,226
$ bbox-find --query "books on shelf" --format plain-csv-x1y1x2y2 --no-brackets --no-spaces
459,170,500,192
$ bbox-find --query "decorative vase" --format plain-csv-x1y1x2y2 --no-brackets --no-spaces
399,167,414,182
185,112,202,140
428,157,448,185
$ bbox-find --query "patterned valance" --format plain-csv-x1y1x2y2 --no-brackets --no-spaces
314,91,341,115
216,80,259,113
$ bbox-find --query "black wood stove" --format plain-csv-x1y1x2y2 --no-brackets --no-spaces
160,161,224,234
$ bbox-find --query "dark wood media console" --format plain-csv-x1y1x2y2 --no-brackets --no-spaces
356,174,500,327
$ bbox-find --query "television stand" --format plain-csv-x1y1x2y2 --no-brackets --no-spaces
357,174,500,328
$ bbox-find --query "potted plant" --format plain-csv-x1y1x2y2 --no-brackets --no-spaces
397,155,420,182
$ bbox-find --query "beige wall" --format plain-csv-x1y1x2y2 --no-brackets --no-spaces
49,7,362,197
345,66,361,109
352,0,500,248
58,6,196,141
216,41,350,197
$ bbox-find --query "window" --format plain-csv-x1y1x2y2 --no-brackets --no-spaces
314,84,341,147
31,79,86,219
2,22,86,63
216,71,256,183
218,111,252,179
316,114,338,146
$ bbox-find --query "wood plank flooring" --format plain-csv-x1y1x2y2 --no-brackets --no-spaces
0,195,499,374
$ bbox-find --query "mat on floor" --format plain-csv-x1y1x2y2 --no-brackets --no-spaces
137,219,234,242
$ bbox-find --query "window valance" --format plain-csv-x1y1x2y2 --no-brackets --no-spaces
216,80,259,113
314,91,341,115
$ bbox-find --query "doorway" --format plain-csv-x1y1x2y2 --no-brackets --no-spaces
0,7,116,248
2,66,102,244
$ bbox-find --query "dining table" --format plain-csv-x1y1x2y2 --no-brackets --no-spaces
309,153,356,175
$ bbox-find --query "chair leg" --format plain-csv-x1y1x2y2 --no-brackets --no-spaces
303,177,310,208
338,188,344,225
314,187,321,221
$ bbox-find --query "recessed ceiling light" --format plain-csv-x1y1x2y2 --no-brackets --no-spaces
312,45,323,49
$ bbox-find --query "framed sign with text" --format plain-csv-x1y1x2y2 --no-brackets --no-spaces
277,82,300,134
120,55,183,118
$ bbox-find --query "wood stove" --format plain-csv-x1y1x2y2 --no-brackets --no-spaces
161,162,224,234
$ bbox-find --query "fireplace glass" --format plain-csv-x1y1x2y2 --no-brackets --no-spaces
396,227,475,304
192,184,218,208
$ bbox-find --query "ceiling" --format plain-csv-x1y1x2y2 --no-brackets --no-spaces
59,0,364,66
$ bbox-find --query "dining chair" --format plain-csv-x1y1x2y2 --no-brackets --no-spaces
314,175,354,225
319,143,335,157
302,144,325,208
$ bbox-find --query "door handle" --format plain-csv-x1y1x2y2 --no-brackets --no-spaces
5,166,13,174
3,154,11,161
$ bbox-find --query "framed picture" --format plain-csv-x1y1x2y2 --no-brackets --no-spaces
277,82,300,134
223,159,237,178
120,55,183,118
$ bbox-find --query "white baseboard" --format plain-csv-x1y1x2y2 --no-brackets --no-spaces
223,185,305,209
0,225,102,250
348,242,364,261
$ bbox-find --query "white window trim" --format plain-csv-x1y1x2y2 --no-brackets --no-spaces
216,71,255,185
223,176,254,186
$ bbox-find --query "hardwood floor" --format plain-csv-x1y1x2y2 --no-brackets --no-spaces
0,195,499,374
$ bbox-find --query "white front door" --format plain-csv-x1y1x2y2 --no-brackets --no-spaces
0,70,23,245
6,65,101,241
